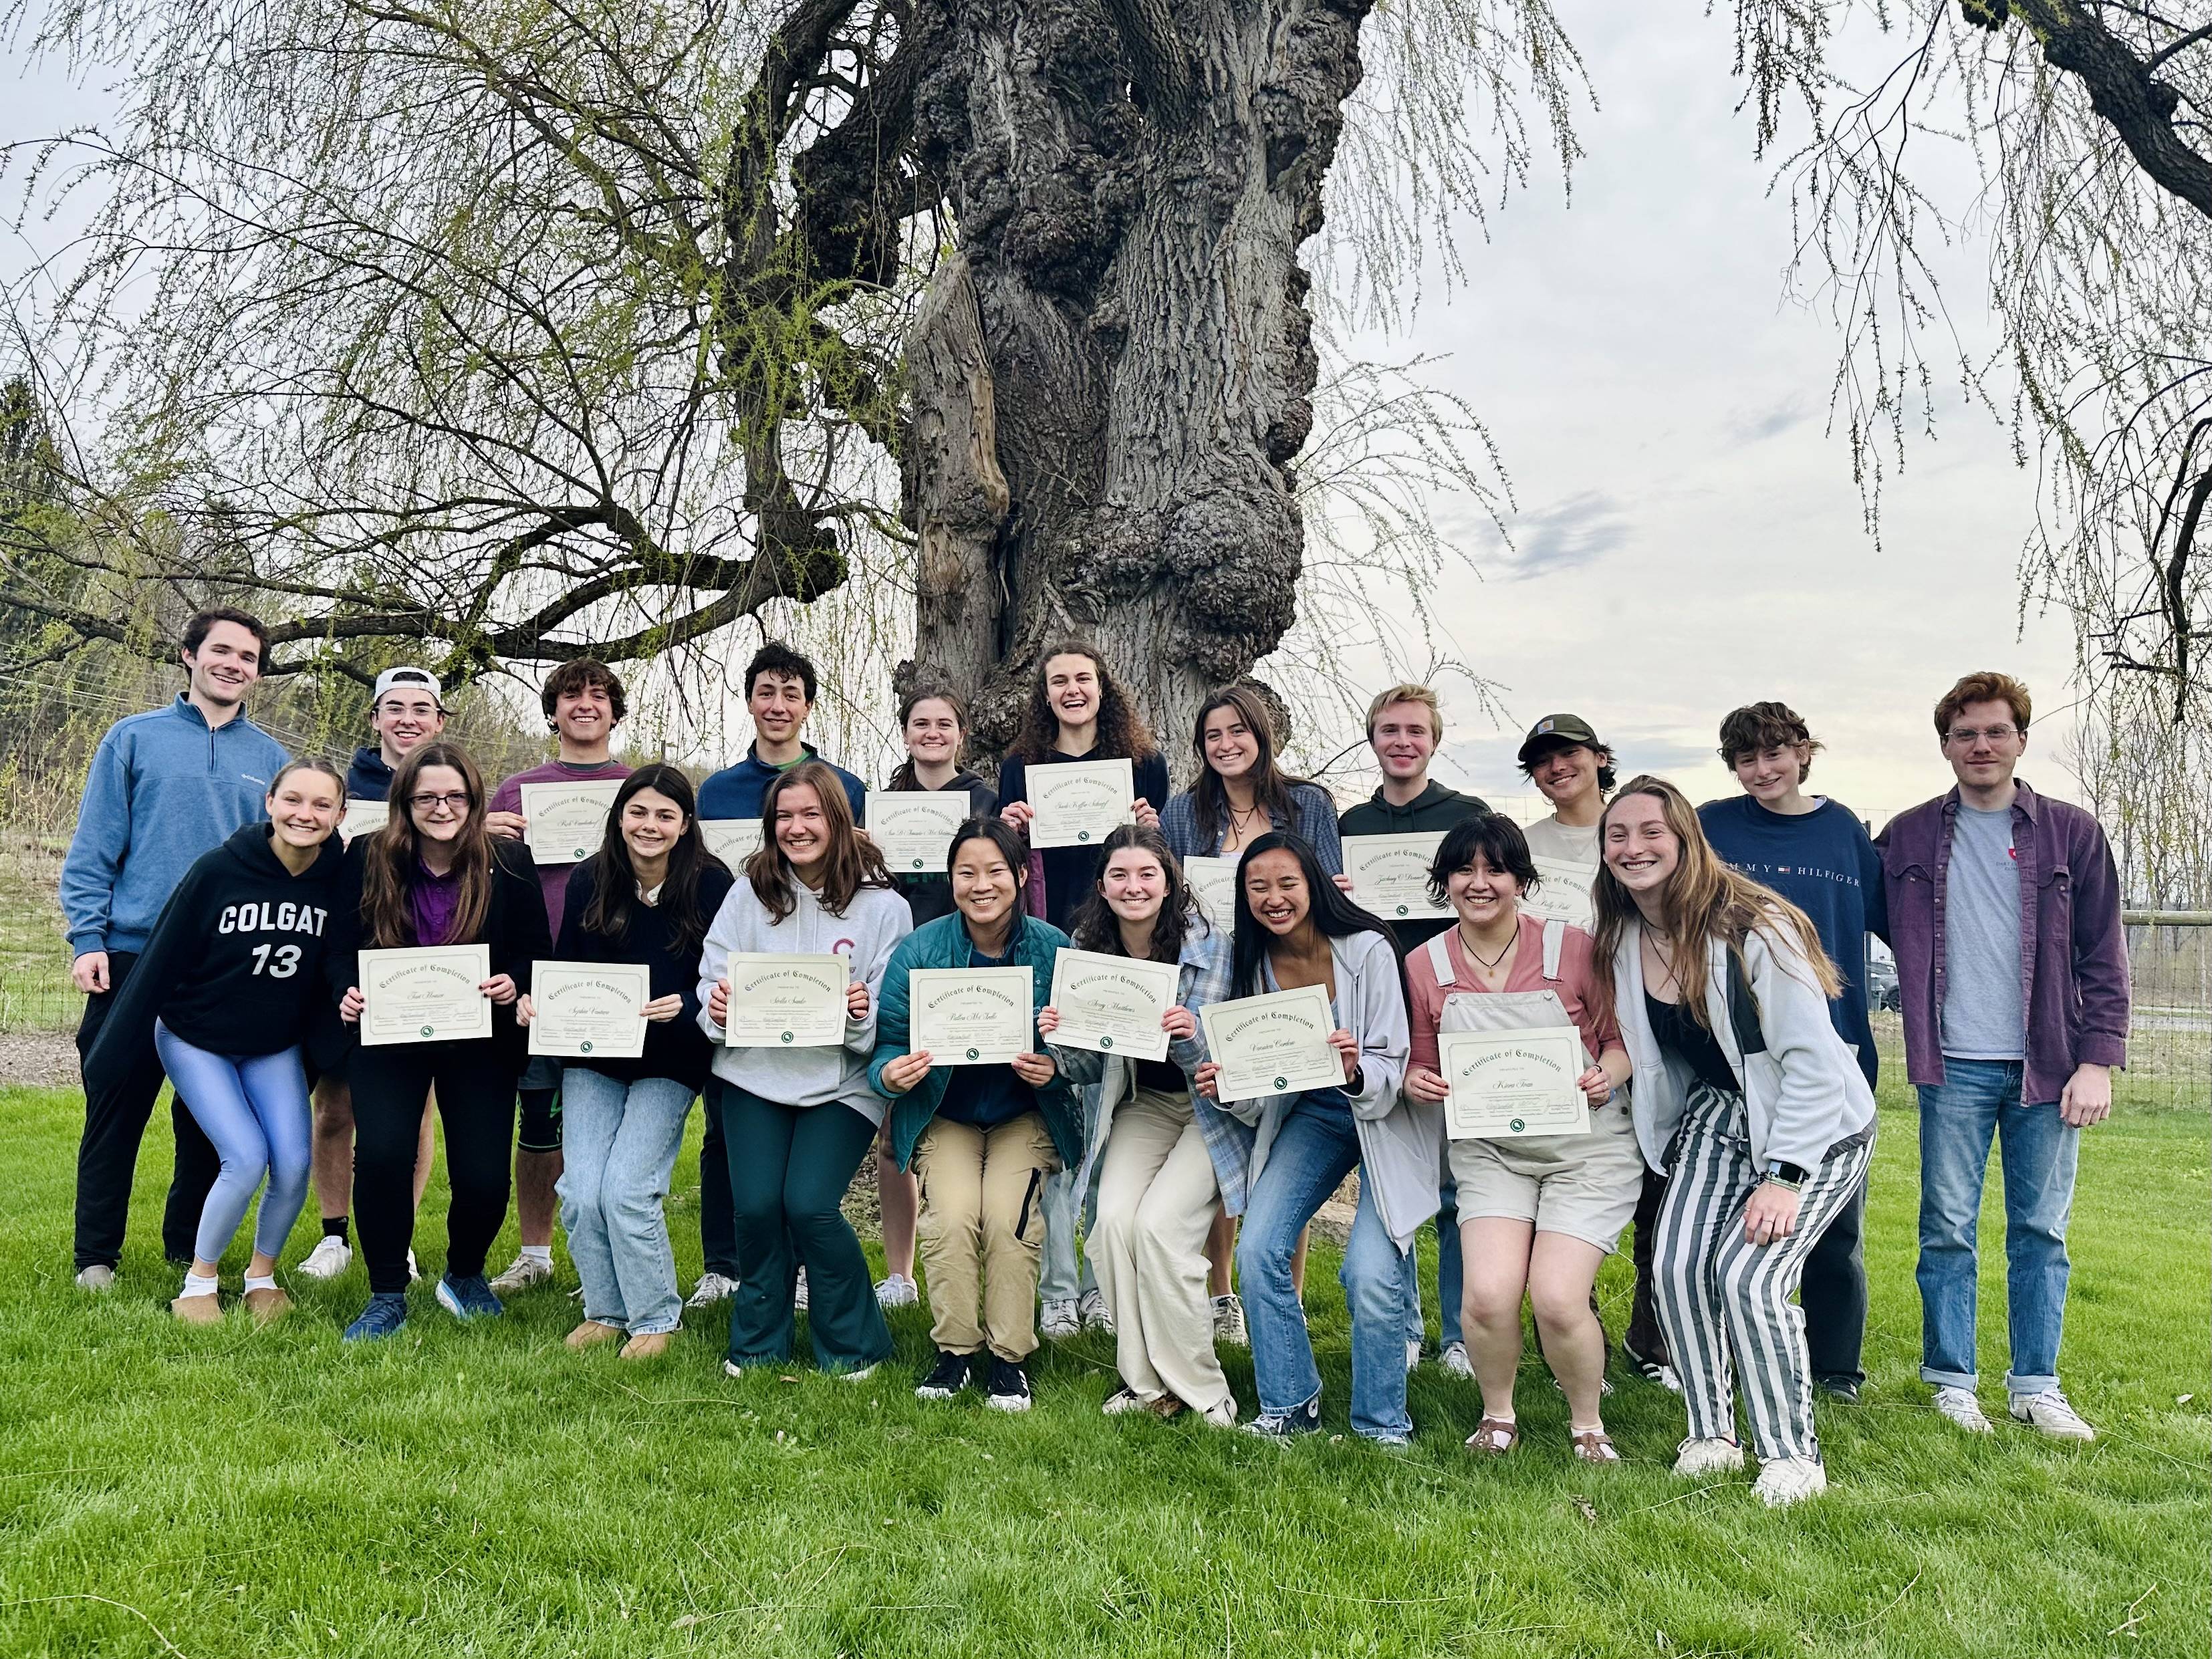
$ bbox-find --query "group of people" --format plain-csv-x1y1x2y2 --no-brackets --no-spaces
61,610,2130,1507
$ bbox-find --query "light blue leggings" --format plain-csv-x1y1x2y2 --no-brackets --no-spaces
153,1021,312,1265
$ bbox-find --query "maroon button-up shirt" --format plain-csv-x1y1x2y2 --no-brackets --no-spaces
1875,778,2129,1104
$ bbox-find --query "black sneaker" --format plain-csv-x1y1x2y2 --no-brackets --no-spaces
915,1349,975,1401
1244,1395,1322,1439
983,1356,1032,1413
1815,1374,1862,1404
1620,1337,1681,1392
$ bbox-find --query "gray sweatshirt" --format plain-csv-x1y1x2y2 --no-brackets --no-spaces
697,877,914,1126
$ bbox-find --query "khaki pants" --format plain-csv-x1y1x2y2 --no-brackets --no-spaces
1088,1088,1231,1414
914,1112,1059,1362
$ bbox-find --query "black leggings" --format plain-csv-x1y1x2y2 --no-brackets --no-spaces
350,1041,519,1295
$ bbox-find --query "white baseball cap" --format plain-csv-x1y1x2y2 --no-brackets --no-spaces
372,666,445,709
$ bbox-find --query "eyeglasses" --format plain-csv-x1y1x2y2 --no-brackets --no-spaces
1945,725,2021,746
408,791,472,812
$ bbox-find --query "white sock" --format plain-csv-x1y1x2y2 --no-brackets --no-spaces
519,1245,554,1266
181,1272,220,1298
243,1273,277,1293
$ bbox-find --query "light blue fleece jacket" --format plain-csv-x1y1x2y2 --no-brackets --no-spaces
59,696,289,958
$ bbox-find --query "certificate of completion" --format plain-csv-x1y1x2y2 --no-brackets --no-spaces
1047,948,1181,1061
1199,984,1340,1103
360,944,493,1045
527,961,649,1059
519,779,624,866
865,791,971,874
1522,856,1599,930
1182,856,1239,929
1437,1027,1591,1140
1342,833,1450,921
1027,758,1135,850
699,818,763,864
339,799,389,842
909,966,1035,1065
719,952,848,1048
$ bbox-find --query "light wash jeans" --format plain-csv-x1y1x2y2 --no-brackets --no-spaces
1406,1173,1462,1349
557,1067,697,1336
1039,1105,1103,1305
1235,1096,1418,1440
1916,1057,2079,1394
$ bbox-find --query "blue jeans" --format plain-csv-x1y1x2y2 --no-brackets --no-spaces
557,1067,697,1336
1410,1174,1462,1348
1236,1097,1417,1440
1917,1058,2079,1394
154,1021,312,1264
1039,1158,1100,1304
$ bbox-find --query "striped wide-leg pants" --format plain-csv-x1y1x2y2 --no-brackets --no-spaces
1653,1081,1873,1464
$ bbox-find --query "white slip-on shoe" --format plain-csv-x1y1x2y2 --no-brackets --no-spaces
2010,1388,2096,1442
1672,1436,1745,1478
75,1264,117,1292
1039,1298,1080,1339
1211,1293,1247,1347
875,1273,919,1309
1932,1385,1995,1434
1753,1456,1829,1507
295,1235,352,1280
687,1271,740,1307
1440,1340,1474,1378
1077,1288,1114,1333
489,1253,555,1295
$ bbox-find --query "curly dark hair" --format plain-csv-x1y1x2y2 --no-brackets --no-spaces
1007,640,1156,763
541,658,628,724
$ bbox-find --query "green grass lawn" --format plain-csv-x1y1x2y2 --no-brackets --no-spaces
0,1074,2204,1659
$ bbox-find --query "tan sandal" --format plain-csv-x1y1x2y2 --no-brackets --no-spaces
619,1331,674,1362
1149,1394,1187,1420
243,1287,291,1323
1571,1429,1622,1463
565,1320,626,1351
170,1292,223,1325
1465,1416,1519,1455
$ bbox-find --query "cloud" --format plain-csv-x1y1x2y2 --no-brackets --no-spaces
1488,490,1630,579
1725,394,1812,445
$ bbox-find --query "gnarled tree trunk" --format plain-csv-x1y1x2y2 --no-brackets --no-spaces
903,0,1368,768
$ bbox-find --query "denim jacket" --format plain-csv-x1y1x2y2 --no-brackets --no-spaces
1876,778,2128,1104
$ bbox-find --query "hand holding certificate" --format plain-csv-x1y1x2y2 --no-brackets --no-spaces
359,944,494,1045
864,791,970,874
527,961,649,1058
1199,984,1341,1102
908,966,1035,1064
1026,758,1135,849
715,953,849,1048
518,779,624,866
1437,1026,1592,1139
1046,948,1181,1061
1342,833,1451,921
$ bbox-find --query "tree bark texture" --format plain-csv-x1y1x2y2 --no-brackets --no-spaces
903,0,1372,764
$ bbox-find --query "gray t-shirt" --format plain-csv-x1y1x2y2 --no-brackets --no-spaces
1940,802,2025,1059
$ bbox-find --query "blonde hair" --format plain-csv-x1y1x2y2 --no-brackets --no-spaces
1590,774,1841,1031
1364,683,1444,741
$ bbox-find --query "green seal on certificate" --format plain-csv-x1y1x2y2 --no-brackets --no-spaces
573,844,588,860
1510,1118,1525,1134
580,1039,594,1054
781,1031,795,1043
420,1025,435,1037
1273,1075,1288,1090
1076,829,1092,842
1394,903,1410,916
1100,1035,1114,1049
966,1046,981,1061
911,858,925,870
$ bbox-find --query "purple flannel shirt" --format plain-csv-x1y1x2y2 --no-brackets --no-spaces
1875,778,2128,1104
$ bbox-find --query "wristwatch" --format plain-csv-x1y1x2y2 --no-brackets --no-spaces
1763,1160,1808,1191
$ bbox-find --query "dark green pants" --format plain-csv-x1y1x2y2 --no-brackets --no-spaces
717,1083,891,1372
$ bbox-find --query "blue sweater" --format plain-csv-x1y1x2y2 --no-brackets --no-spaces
1697,794,1888,1087
59,697,290,959
696,743,866,822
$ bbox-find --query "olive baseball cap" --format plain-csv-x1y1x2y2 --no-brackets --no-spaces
1517,713,1602,767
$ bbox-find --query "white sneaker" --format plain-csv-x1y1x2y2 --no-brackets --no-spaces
75,1263,116,1291
406,1249,420,1283
1199,1395,1239,1428
793,1268,810,1311
687,1271,739,1307
1102,1387,1152,1416
2010,1388,2096,1442
296,1236,351,1280
1077,1288,1114,1333
1932,1386,1995,1434
1211,1293,1247,1346
836,1362,878,1383
1672,1436,1745,1478
489,1253,554,1295
1406,1337,1425,1370
875,1273,919,1309
1039,1298,1080,1339
1440,1340,1474,1378
1753,1456,1829,1507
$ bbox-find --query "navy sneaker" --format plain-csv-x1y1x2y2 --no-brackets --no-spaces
343,1292,410,1342
916,1349,976,1401
1244,1396,1322,1439
983,1356,1033,1413
436,1273,504,1321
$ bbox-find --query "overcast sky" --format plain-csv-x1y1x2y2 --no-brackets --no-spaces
2,5,2085,827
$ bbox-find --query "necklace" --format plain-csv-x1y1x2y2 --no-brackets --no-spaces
1225,799,1264,836
1644,932,1682,992
1462,926,1517,972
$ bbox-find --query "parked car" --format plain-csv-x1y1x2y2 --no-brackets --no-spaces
1866,955,1902,1013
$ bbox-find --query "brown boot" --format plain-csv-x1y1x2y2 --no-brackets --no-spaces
565,1320,626,1352
619,1331,674,1362
243,1287,292,1324
170,1292,223,1324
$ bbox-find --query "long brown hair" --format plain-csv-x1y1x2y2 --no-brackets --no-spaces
1189,684,1304,842
362,742,494,948
749,760,892,922
580,765,725,956
1069,825,1199,964
886,682,970,792
1008,640,1156,763
1590,774,1840,1031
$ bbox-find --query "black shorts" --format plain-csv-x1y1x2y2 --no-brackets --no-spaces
517,1086,562,1153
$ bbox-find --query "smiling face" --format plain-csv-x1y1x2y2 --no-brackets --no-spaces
951,836,1021,932
1368,701,1437,783
1201,704,1261,783
1941,697,2029,793
620,787,687,866
1100,846,1168,928
747,669,812,753
1447,850,1523,931
1602,792,1680,898
1241,848,1311,936
268,769,343,850
371,686,445,761
771,781,829,872
903,697,963,769
1043,653,1102,734
407,764,473,845
554,679,617,748
182,620,263,711
1529,741,1602,809
1732,742,1811,806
